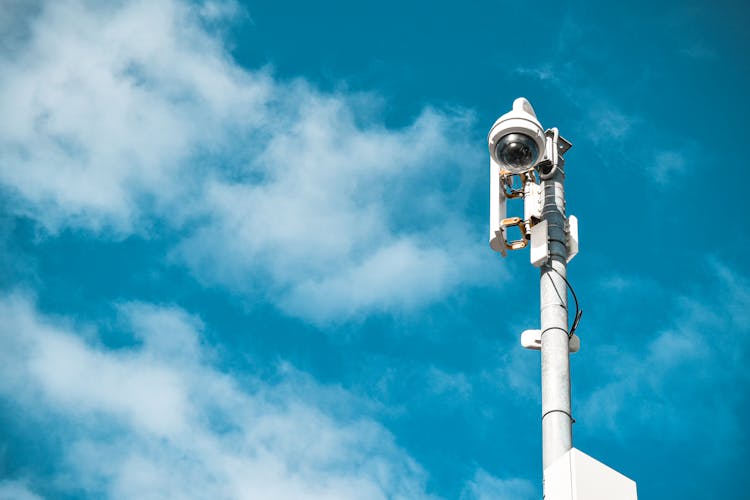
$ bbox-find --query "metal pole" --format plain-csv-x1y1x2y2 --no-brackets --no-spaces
540,164,573,473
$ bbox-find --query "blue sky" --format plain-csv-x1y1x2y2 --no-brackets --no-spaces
0,0,748,498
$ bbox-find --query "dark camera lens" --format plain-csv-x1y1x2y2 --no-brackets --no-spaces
496,133,539,171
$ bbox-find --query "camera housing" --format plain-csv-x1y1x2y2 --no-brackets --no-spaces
488,99,575,257
488,97,546,174
489,97,547,254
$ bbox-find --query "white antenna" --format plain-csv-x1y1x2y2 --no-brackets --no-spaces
487,98,637,499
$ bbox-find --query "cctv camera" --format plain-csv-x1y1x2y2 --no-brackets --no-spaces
488,98,546,174
494,133,539,172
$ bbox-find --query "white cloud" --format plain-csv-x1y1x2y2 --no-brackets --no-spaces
0,293,439,499
493,342,538,399
460,469,536,500
0,0,271,233
651,150,686,184
516,59,637,147
0,0,488,323
513,13,637,147
175,98,485,323
679,44,716,60
578,261,750,454
0,480,43,500
426,366,473,398
516,53,703,193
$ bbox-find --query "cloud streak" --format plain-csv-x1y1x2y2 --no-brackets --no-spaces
0,294,442,499
460,469,536,500
0,0,488,324
578,261,750,458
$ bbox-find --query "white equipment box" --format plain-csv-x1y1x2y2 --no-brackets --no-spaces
544,448,637,500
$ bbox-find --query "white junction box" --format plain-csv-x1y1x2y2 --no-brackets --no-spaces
530,219,548,267
566,215,579,263
544,448,637,500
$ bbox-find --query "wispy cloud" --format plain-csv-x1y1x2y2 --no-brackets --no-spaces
650,149,687,184
0,0,272,232
0,0,490,323
459,469,536,500
0,480,43,500
679,44,717,60
578,260,750,457
512,10,699,188
0,293,440,499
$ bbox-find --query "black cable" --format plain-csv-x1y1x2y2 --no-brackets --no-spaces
546,267,583,338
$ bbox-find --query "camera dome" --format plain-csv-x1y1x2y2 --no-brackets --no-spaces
488,97,546,174
495,133,539,172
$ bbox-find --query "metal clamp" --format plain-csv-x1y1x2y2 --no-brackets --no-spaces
501,171,537,199
501,175,525,199
500,217,528,250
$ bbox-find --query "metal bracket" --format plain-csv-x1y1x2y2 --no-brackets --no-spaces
501,171,536,199
500,217,528,250
539,128,572,180
521,329,580,353
556,135,572,155
502,177,525,199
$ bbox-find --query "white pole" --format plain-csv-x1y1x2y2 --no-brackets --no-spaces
539,163,573,473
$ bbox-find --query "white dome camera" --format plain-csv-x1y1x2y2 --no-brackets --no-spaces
488,97,546,174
